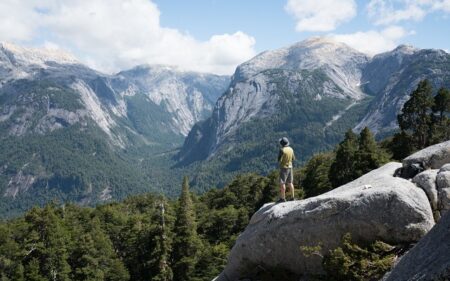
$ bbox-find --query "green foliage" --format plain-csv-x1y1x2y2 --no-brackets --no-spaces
329,128,390,188
329,129,358,188
323,233,395,281
171,177,202,281
354,127,390,178
299,152,334,197
397,79,434,149
383,131,415,161
0,123,153,218
390,81,450,159
431,87,450,143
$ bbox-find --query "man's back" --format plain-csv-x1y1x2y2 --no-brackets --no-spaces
279,146,295,168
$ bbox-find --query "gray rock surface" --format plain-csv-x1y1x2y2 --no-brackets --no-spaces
403,141,450,177
385,211,450,281
216,162,434,281
437,171,450,214
440,164,450,173
413,170,439,211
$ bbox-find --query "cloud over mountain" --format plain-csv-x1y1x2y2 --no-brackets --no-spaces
0,0,256,75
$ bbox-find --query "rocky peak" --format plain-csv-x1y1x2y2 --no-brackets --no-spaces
232,36,369,99
0,42,78,67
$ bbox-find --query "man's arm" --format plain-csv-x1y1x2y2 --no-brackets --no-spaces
278,149,283,162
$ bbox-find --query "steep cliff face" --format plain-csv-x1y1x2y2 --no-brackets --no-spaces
0,42,228,217
177,39,450,188
0,43,230,144
114,65,229,136
355,46,450,137
178,38,370,167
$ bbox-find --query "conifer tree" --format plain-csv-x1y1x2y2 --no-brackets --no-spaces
171,177,202,281
433,87,450,121
329,129,359,188
24,258,46,281
301,152,334,197
355,127,389,177
24,205,71,281
70,217,129,281
397,79,434,148
431,87,450,143
149,199,173,281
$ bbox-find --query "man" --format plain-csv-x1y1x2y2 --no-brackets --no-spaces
277,137,295,203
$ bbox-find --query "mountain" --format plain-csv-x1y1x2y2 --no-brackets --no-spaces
355,45,450,137
115,65,228,136
0,42,229,217
177,38,450,187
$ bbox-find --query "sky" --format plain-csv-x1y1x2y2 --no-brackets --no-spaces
0,0,449,75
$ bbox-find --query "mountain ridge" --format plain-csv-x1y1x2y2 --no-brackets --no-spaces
177,37,450,188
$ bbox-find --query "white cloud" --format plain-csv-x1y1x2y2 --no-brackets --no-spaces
285,0,357,32
0,1,39,42
367,0,450,25
0,0,256,75
330,26,413,55
432,0,450,12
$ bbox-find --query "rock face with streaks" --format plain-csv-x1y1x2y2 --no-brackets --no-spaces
177,38,450,191
0,42,229,217
215,162,435,280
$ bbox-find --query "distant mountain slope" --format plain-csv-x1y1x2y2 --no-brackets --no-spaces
355,46,450,137
0,42,229,217
177,38,450,188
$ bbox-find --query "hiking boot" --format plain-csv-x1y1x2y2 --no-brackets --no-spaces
276,198,286,204
288,197,295,201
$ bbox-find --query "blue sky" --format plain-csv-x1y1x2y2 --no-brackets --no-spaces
0,0,449,74
154,0,450,52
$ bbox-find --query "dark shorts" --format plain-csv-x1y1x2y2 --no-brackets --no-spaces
280,168,293,184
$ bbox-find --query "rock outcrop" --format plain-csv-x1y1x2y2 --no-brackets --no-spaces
385,211,450,281
413,170,440,220
403,141,450,219
401,140,450,178
215,162,435,281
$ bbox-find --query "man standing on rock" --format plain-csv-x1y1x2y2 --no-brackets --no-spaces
277,137,295,203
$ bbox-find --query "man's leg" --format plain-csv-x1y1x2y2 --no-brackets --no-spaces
279,183,286,200
287,168,295,200
287,183,294,200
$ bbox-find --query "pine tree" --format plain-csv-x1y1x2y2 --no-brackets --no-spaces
24,258,46,281
149,199,173,281
70,217,129,281
171,177,202,281
301,152,334,197
431,87,450,143
397,79,434,148
24,205,71,281
329,130,359,188
432,87,450,122
355,127,389,178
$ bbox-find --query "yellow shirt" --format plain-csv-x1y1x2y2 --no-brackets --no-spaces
278,146,295,168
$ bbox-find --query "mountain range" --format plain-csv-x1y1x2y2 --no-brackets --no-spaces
0,42,229,217
0,37,449,217
178,37,450,186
